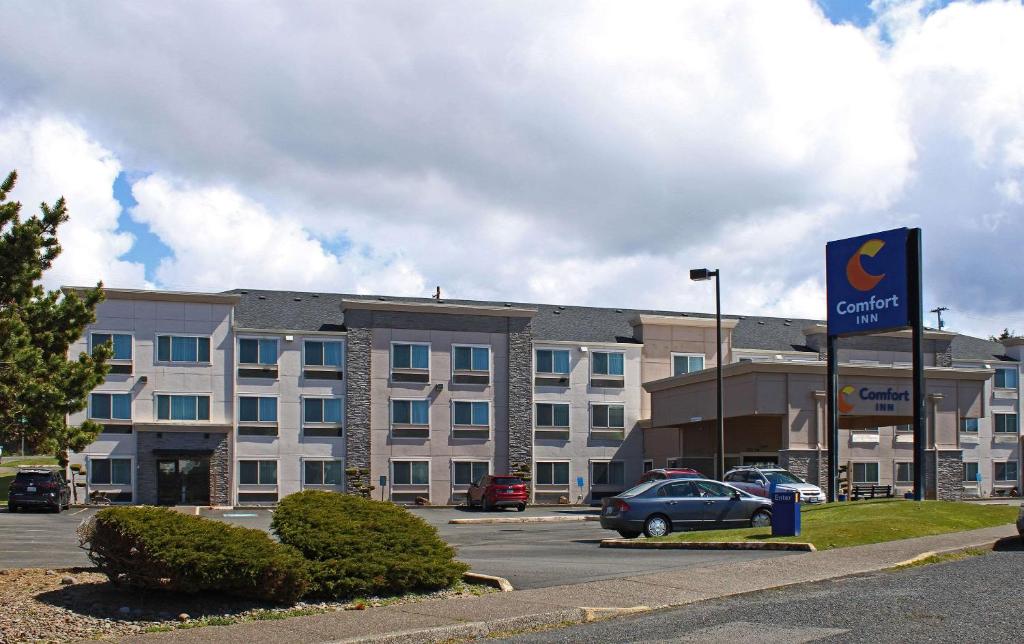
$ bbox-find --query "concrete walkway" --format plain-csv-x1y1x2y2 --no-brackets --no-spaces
122,524,1018,644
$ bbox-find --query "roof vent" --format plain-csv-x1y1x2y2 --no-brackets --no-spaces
312,294,319,298
757,320,765,325
784,319,792,323
558,306,565,310
739,316,746,320
293,297,302,302
553,310,561,315
615,309,623,313
378,296,387,301
258,296,266,300
239,290,248,295
504,303,512,307
783,322,791,326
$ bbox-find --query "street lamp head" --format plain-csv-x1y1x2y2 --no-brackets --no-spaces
689,268,714,281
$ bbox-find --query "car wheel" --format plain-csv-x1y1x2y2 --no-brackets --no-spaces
643,514,671,538
751,509,772,528
481,497,491,512
516,503,526,512
617,530,641,539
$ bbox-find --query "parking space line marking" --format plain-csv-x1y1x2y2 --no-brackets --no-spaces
70,508,89,516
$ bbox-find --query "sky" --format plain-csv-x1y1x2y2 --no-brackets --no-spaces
0,0,1022,340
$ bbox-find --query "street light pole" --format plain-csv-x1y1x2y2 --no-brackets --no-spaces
691,268,724,480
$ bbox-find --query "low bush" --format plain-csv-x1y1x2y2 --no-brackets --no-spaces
272,490,469,599
79,506,309,604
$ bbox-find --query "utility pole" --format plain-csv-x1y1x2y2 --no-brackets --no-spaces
433,286,441,300
930,306,948,330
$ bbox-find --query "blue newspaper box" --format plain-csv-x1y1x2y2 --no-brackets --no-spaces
771,489,801,537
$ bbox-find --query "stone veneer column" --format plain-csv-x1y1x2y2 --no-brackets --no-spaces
506,317,533,478
344,324,373,495
936,449,963,500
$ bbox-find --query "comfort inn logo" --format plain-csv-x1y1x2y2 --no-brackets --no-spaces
838,385,856,413
845,239,886,292
834,237,900,325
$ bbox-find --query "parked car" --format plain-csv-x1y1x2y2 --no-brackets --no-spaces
600,478,773,538
723,466,826,504
7,468,72,513
467,475,528,512
636,468,704,485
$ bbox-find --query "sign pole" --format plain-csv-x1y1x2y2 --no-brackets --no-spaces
908,228,926,501
826,334,838,503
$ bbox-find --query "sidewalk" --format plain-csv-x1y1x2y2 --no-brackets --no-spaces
122,524,1018,644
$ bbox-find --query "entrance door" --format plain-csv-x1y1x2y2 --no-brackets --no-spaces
156,457,211,505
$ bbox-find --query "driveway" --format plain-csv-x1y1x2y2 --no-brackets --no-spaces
0,506,786,589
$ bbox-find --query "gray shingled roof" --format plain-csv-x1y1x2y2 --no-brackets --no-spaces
225,289,1014,362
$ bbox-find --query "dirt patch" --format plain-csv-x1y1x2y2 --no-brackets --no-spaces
0,567,494,643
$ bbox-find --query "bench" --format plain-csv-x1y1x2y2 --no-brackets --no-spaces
851,485,893,500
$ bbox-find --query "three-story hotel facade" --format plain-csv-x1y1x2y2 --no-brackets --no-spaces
67,287,1021,506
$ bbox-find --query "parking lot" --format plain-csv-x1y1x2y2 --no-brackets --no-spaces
0,505,788,589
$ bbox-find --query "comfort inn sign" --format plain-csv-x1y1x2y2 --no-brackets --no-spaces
826,228,911,337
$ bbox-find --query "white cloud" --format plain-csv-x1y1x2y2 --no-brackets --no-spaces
0,114,148,290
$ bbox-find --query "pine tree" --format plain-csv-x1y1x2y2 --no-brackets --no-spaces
0,170,110,467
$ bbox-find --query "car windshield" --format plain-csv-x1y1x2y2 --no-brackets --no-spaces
492,477,522,486
619,481,661,497
764,471,804,485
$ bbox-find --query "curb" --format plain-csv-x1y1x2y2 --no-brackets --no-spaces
449,515,595,525
462,571,514,592
889,538,1001,569
599,538,816,552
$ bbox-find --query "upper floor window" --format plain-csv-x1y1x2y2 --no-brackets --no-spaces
452,401,490,427
536,349,570,375
453,346,489,372
239,396,277,423
960,417,980,433
536,402,570,428
239,338,278,365
156,394,210,421
90,393,131,420
994,413,1019,434
591,351,624,377
672,353,705,377
591,403,626,431
995,368,1019,389
391,343,430,383
391,399,430,426
303,398,343,424
157,335,210,363
91,333,132,361
304,340,344,367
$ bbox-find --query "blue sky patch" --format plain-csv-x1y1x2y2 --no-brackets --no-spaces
113,170,172,282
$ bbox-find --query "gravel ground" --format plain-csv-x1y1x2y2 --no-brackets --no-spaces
0,567,493,643
496,539,1024,643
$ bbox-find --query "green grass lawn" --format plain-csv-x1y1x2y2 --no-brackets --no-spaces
656,500,1018,550
0,455,58,468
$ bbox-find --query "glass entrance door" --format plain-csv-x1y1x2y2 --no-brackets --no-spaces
156,456,211,505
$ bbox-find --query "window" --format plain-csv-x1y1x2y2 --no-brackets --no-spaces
672,354,705,377
391,399,430,425
157,335,210,363
895,424,913,432
90,393,131,420
960,417,980,433
392,343,429,370
852,462,879,484
452,401,489,427
994,413,1019,434
239,460,277,485
643,460,654,473
591,403,625,429
995,461,1018,482
393,460,429,485
91,333,132,360
963,462,979,483
90,458,131,485
536,402,570,427
536,461,570,485
895,462,913,483
304,460,343,486
156,395,210,421
239,338,277,365
239,396,277,423
453,346,489,372
592,461,625,486
303,398,343,424
304,340,344,367
536,349,570,374
453,461,489,486
995,368,1019,389
591,351,624,377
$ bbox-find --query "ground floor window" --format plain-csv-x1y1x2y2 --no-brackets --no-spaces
393,460,429,485
643,460,654,473
995,461,1018,482
591,461,624,486
852,462,879,484
536,461,570,485
90,458,131,485
303,460,343,486
453,461,489,486
963,462,979,483
239,460,277,485
895,462,913,484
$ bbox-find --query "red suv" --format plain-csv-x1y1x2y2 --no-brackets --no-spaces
467,475,528,512
636,468,704,485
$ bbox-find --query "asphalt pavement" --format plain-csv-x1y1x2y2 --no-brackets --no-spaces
495,540,1024,643
0,505,785,588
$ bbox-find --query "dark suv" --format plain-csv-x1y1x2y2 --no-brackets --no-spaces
7,468,72,513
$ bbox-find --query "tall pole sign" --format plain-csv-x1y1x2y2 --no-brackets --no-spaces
826,228,923,501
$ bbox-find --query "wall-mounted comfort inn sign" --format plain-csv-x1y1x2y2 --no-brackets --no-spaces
826,228,910,336
838,384,912,415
